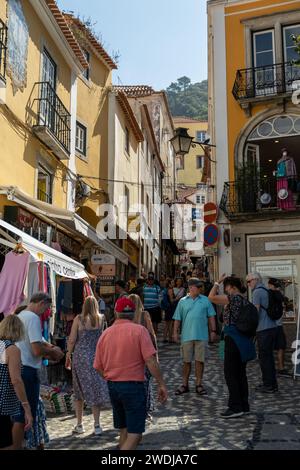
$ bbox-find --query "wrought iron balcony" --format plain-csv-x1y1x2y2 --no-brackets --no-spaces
220,175,300,219
0,19,7,82
232,62,300,102
32,82,71,160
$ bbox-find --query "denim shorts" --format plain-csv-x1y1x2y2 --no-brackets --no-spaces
13,366,40,424
108,381,146,434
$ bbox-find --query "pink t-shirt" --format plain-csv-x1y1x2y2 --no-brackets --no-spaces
93,319,156,382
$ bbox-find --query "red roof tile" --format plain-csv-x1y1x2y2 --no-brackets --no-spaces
114,85,155,97
115,91,144,143
44,0,88,69
64,14,118,71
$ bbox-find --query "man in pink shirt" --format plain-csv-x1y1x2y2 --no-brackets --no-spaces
94,297,167,450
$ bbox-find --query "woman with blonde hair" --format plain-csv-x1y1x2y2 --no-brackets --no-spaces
66,296,110,436
0,315,33,449
128,293,157,422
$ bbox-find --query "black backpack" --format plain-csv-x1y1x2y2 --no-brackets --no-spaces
257,287,284,321
233,296,259,337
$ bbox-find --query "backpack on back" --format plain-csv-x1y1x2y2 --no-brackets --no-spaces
258,287,284,321
235,297,259,337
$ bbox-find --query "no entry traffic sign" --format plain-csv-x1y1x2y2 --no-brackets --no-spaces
203,202,218,224
204,224,219,246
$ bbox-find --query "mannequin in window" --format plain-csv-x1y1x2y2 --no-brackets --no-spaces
276,148,297,211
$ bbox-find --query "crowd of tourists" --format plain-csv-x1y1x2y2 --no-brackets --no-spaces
0,267,290,450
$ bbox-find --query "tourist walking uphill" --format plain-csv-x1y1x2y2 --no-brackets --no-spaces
66,296,110,436
209,276,257,418
94,297,168,451
173,278,217,396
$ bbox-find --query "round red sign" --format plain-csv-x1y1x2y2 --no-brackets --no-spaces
203,203,218,224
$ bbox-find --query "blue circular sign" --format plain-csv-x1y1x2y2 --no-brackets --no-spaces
204,224,219,246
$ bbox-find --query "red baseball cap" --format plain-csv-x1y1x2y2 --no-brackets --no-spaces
115,297,136,313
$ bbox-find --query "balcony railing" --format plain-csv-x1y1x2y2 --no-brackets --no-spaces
0,19,7,82
220,175,299,218
232,62,300,102
33,82,71,157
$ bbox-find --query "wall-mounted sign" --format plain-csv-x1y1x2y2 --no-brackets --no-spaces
204,224,219,246
251,260,297,278
192,208,202,220
92,254,115,265
265,241,300,251
203,203,218,224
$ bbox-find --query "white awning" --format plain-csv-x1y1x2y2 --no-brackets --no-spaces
0,219,87,279
0,186,129,265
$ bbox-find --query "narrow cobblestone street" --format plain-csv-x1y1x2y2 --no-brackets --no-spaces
47,336,300,450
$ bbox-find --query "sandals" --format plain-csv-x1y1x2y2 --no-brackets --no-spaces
195,385,208,396
175,385,190,395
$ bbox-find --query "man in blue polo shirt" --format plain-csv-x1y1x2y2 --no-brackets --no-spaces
173,278,217,396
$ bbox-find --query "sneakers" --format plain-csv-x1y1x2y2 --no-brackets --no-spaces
94,425,103,436
73,424,85,434
220,409,244,419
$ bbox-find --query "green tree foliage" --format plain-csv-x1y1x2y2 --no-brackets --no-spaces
166,77,208,120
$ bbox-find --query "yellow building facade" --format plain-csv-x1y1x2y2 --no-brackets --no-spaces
173,117,208,187
0,0,129,269
209,0,300,337
0,0,80,212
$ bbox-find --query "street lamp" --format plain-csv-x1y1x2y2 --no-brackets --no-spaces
170,127,216,162
170,128,194,157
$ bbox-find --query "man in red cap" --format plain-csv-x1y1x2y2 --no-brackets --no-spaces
94,297,168,450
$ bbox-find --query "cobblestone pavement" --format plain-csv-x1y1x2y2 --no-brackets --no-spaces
46,337,300,450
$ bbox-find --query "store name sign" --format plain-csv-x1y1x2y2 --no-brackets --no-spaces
45,257,77,278
254,263,296,278
265,241,300,251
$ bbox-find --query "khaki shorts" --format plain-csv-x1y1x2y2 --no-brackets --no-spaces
181,341,206,363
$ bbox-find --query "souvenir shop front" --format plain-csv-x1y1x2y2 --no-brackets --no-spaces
0,218,95,408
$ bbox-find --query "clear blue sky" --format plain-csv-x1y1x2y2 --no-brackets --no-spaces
57,0,207,90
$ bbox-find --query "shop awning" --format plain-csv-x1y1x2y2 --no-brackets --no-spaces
0,186,129,265
0,219,87,279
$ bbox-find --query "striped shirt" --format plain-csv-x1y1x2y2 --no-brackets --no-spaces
143,285,161,309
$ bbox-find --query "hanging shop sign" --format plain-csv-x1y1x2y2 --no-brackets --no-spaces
98,276,116,295
203,203,218,224
92,254,116,265
204,224,219,246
